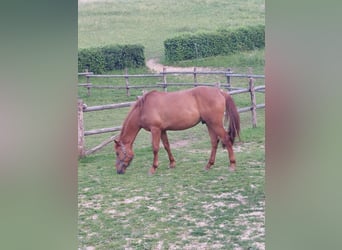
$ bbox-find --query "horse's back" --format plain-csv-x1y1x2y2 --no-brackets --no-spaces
139,87,226,130
140,89,200,130
142,87,224,113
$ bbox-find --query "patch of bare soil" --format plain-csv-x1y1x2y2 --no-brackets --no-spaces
146,58,225,73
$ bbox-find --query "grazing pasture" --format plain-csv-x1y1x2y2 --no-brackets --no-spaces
78,85,265,248
78,0,265,249
79,116,265,249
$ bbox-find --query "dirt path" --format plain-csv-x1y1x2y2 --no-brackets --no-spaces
146,58,225,73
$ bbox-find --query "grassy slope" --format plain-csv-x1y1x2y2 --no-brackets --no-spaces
78,0,265,60
78,0,265,249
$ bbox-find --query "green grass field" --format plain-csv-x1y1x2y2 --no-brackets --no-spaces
78,0,265,249
78,0,265,60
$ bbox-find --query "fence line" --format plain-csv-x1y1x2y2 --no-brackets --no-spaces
78,67,264,96
78,74,265,157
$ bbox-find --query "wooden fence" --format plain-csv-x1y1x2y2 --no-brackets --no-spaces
78,67,265,96
78,70,265,157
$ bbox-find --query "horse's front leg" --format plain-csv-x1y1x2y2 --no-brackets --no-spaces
161,131,176,168
149,127,161,175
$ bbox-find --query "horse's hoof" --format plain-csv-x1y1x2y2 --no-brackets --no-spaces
228,166,236,172
149,167,156,175
168,161,176,169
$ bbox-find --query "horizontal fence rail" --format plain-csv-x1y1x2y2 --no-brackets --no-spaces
84,126,122,136
78,70,265,157
83,102,135,112
78,67,264,96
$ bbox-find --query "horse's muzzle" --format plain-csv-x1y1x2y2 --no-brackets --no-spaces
116,162,127,174
117,169,125,174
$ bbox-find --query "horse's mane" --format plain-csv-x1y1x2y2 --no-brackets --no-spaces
134,90,157,108
120,90,157,136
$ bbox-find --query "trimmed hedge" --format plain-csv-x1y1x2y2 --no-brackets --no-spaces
78,44,145,74
164,25,265,62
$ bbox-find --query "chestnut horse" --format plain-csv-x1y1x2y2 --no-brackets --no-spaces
114,86,240,174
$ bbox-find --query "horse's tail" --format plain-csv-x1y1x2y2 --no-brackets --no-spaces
223,91,240,144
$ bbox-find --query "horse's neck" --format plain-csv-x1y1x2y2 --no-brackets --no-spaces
120,108,141,147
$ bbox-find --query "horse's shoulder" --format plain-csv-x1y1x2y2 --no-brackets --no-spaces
134,90,159,108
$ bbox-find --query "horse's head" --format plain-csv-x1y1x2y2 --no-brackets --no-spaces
114,139,134,174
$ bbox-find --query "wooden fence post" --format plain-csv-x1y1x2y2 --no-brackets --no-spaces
162,67,167,92
78,99,86,158
124,68,130,96
86,69,91,96
249,77,257,128
193,67,198,87
226,68,231,90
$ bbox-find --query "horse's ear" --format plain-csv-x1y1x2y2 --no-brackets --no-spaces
114,139,119,145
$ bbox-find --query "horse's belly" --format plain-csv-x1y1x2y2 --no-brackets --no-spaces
163,113,200,130
166,122,200,131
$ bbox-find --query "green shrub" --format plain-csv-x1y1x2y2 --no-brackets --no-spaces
164,25,265,62
78,44,145,73
78,47,105,74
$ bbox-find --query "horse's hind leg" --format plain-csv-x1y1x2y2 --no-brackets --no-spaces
161,131,176,168
222,131,236,172
150,127,161,175
205,126,220,170
209,124,236,172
